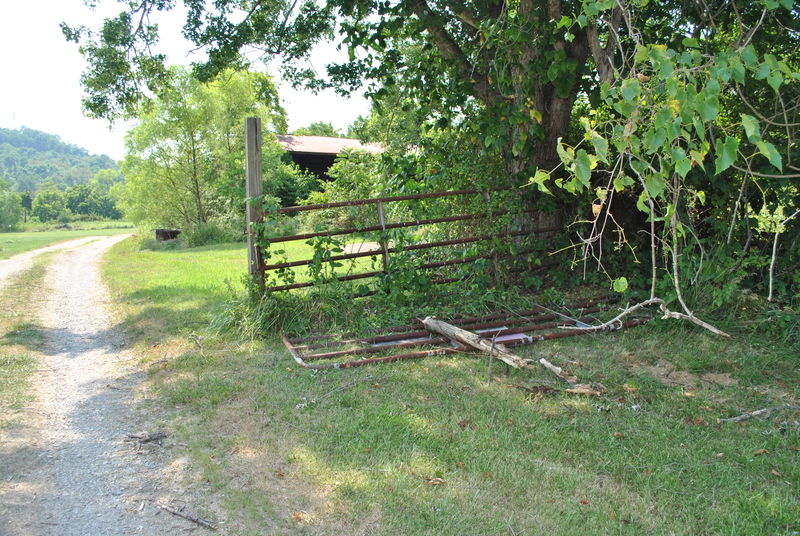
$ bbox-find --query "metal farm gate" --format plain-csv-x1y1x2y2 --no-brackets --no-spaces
243,117,560,296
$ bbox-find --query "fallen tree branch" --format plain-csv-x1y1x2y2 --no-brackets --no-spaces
717,404,800,424
423,317,580,383
559,297,730,338
159,503,217,530
422,316,528,369
657,304,730,338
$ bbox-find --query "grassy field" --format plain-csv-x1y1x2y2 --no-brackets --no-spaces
102,236,800,535
0,255,50,428
17,220,134,233
0,225,133,259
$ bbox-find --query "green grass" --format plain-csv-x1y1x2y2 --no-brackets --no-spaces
0,255,50,427
0,225,133,259
102,237,800,535
18,220,134,232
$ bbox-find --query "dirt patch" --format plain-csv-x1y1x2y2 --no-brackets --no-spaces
631,359,738,388
0,235,218,535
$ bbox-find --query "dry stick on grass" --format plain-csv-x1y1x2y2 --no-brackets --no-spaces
124,431,167,444
533,358,578,384
493,376,560,396
158,503,217,531
717,404,800,424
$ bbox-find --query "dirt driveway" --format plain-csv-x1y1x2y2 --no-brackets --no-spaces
0,237,101,289
0,235,213,535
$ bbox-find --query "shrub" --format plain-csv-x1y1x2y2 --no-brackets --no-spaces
31,189,68,222
182,221,243,248
0,190,23,231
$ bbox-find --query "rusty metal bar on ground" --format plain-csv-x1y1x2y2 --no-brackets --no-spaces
277,187,514,214
300,314,603,361
287,295,619,344
296,307,605,351
282,318,648,370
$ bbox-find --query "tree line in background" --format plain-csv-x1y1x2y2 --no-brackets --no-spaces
0,127,124,230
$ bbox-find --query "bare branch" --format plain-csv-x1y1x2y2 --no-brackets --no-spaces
410,0,499,106
731,164,800,179
768,208,800,302
718,404,800,424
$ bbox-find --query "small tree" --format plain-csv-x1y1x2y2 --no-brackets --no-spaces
32,189,68,222
0,191,23,230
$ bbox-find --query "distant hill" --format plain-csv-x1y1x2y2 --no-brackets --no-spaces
0,127,118,193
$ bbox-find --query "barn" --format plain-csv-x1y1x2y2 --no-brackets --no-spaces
276,135,382,179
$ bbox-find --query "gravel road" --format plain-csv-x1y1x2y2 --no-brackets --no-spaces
0,237,102,289
0,235,213,535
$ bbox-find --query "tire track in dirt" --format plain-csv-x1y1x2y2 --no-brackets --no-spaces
0,235,213,535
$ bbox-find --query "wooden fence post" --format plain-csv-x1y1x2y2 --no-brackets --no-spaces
245,117,265,288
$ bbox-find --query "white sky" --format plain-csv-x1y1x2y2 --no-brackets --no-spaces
0,1,371,161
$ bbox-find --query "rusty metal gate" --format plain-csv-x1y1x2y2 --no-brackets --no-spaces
257,187,561,296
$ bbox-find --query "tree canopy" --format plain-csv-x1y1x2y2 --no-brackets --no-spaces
66,0,800,304
292,121,342,137
117,67,311,229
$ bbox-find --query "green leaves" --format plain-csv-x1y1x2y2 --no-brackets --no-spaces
529,169,552,195
613,175,634,192
699,95,719,121
767,71,783,92
675,158,692,178
740,45,758,67
682,37,699,48
588,130,609,164
612,277,628,293
574,150,597,189
556,139,575,165
620,78,641,102
714,136,739,174
741,114,761,142
645,173,666,198
756,141,783,170
644,128,666,154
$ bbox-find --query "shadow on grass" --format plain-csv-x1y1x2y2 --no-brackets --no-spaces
147,325,800,535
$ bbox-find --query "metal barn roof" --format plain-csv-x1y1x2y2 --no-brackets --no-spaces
276,135,383,155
